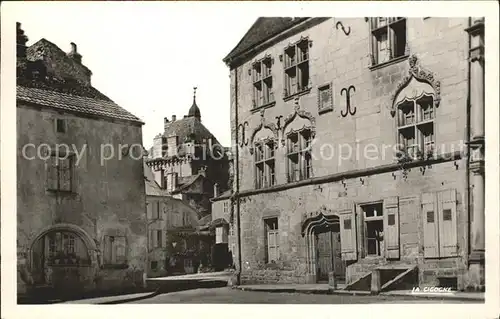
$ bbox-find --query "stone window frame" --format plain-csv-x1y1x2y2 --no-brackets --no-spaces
367,17,409,68
359,201,385,259
317,82,334,114
254,138,276,189
264,217,280,264
396,94,436,160
251,54,276,110
102,234,128,269
45,150,76,194
285,128,313,183
282,37,313,101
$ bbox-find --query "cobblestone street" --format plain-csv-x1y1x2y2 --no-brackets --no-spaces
128,287,476,304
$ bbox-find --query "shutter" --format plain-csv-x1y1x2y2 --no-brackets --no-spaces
60,157,71,191
438,189,458,257
339,205,357,261
384,196,400,259
149,230,154,250
158,231,163,248
422,192,439,258
216,227,223,243
267,230,278,262
46,156,58,190
103,236,112,264
147,201,152,220
115,237,127,263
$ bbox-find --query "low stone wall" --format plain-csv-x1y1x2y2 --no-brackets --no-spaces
241,269,308,285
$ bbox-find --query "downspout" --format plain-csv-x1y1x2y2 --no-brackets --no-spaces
465,17,472,262
233,64,243,283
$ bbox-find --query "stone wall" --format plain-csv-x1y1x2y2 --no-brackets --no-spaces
17,104,147,295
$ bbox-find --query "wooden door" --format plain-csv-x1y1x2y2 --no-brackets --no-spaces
331,232,345,281
316,231,333,282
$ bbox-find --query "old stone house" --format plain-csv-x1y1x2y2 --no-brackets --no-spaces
221,17,484,291
16,23,147,297
144,163,212,277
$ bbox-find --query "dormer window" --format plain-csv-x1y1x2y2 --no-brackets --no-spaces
252,57,275,109
284,38,310,98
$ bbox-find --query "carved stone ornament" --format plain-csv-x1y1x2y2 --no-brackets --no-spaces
389,54,441,117
280,97,316,146
249,109,279,155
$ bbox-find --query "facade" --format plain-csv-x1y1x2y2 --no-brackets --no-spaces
221,17,484,291
145,163,213,277
16,23,147,297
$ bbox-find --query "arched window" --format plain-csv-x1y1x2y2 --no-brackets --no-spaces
45,231,90,266
396,94,435,159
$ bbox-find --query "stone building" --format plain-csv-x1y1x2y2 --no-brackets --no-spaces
16,23,147,297
145,89,232,275
220,17,484,291
145,163,212,277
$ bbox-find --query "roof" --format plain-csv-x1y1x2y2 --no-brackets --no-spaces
223,17,309,64
144,162,170,197
164,116,218,144
187,99,201,119
171,174,204,194
16,38,143,124
17,86,143,124
212,189,232,202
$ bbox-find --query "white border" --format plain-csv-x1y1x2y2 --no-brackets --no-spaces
1,1,499,319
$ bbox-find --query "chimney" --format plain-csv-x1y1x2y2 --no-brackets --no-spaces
67,42,82,64
17,22,29,58
172,115,177,122
164,117,170,132
213,183,219,198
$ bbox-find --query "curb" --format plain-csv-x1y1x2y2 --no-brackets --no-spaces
98,289,161,304
234,286,484,301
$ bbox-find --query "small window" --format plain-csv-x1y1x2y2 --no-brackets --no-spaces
103,235,127,265
443,209,452,221
264,217,279,263
344,218,352,230
388,214,396,226
56,118,66,133
427,211,435,223
318,83,333,113
150,261,158,270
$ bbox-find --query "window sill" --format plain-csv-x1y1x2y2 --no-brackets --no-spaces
251,101,276,113
369,55,409,71
283,87,312,102
318,107,334,115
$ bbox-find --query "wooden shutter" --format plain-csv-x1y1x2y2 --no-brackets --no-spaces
46,156,58,190
59,157,72,191
339,205,357,261
384,196,400,259
267,230,279,262
157,231,163,248
438,189,458,257
103,236,112,264
422,192,439,258
216,227,223,244
115,236,127,264
147,201,152,220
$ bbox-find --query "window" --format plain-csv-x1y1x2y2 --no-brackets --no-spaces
252,57,275,108
215,226,228,244
369,17,407,65
286,129,312,182
362,203,384,257
264,218,279,263
150,230,163,249
150,261,158,270
255,140,276,189
152,201,161,220
103,235,127,265
46,231,90,266
56,118,66,133
223,201,229,214
318,83,333,113
284,39,310,98
397,95,435,159
46,154,74,192
182,212,190,226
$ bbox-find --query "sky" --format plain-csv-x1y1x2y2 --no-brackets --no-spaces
10,2,258,148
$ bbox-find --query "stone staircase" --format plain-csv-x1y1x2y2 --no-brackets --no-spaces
344,265,418,293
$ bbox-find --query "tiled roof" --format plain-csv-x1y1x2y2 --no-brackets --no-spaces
223,17,309,64
17,86,143,124
212,189,232,201
172,174,204,194
164,117,218,144
144,162,170,196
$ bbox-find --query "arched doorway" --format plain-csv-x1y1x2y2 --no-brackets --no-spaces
29,224,96,292
302,211,345,284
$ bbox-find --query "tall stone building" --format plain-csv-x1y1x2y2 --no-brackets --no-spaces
221,17,484,291
16,23,147,297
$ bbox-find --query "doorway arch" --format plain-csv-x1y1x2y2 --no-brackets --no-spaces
302,211,342,283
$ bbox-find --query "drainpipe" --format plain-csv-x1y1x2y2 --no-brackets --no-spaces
466,16,471,261
234,65,243,284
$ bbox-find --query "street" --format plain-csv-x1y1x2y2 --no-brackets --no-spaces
128,287,475,304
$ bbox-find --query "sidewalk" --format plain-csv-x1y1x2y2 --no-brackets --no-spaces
235,284,485,301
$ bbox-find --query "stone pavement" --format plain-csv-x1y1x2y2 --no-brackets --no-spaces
235,284,485,302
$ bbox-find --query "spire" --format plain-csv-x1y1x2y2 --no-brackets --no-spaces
187,86,201,121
